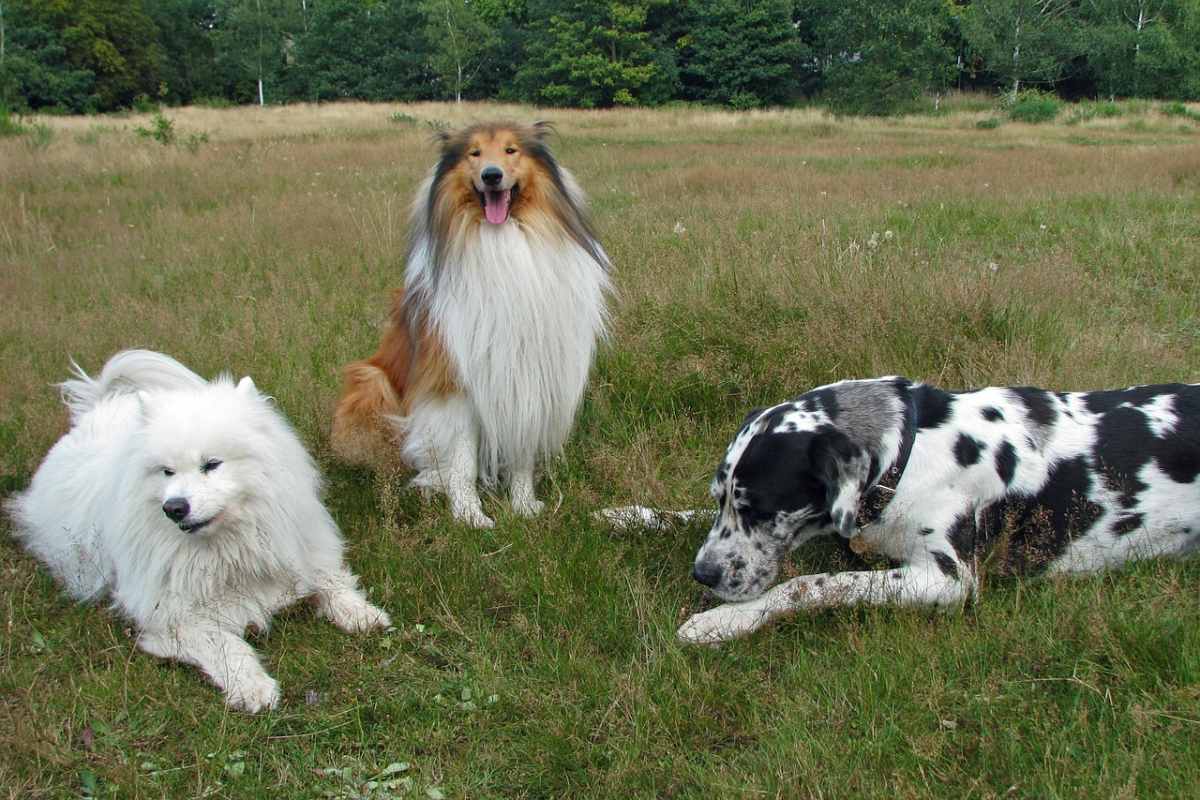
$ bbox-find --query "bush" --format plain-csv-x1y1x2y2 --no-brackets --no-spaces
1007,90,1061,124
0,104,25,137
134,111,176,145
728,91,762,111
1163,101,1200,122
976,116,1003,130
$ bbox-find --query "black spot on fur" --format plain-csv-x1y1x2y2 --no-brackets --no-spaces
1083,384,1186,414
995,440,1017,486
815,577,826,587
912,385,954,429
731,427,861,532
1112,514,1144,536
890,571,901,580
810,387,841,421
954,434,984,467
920,527,935,536
969,456,1104,575
982,406,1004,422
1094,406,1153,507
932,551,959,580
1011,387,1057,429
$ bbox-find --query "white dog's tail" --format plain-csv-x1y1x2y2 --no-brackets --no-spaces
60,349,208,422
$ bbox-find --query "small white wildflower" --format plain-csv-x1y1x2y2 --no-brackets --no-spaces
673,221,687,236
1039,224,1047,231
883,230,895,241
867,233,880,249
987,261,1000,273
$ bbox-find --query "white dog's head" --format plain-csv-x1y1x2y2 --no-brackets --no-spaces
133,376,311,537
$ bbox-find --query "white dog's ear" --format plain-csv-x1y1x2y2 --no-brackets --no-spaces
236,376,257,396
135,390,153,418
813,430,869,539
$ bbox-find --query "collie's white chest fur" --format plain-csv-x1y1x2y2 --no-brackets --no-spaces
420,222,609,480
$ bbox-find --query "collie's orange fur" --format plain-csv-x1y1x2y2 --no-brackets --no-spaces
331,122,590,470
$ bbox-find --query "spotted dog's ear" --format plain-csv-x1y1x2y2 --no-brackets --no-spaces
812,428,870,538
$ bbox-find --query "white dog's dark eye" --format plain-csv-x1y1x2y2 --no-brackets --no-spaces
202,459,223,474
162,468,175,477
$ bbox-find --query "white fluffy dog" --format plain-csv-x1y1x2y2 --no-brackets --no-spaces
6,350,391,712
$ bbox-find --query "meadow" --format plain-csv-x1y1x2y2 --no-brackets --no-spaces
1,98,1199,799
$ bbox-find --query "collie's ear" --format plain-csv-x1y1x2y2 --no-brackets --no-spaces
530,120,555,141
427,121,452,144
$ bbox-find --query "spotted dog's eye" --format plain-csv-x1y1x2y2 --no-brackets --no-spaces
202,459,223,474
505,146,517,155
469,149,481,157
162,468,175,477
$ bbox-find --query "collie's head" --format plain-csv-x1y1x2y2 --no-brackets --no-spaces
415,121,607,270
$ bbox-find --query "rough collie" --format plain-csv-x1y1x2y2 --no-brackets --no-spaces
7,351,391,711
332,122,611,527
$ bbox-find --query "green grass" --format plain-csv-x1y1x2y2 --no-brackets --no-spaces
2,101,1199,799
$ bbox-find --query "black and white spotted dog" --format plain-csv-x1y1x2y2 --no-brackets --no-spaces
605,377,1200,643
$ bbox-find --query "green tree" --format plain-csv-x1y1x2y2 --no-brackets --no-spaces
297,0,432,101
421,0,499,101
677,0,807,107
212,0,303,105
804,0,956,115
1078,0,1197,97
147,0,220,104
515,0,674,107
961,0,1079,96
0,5,95,111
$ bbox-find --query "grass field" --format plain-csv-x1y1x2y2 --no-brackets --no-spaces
2,98,1200,799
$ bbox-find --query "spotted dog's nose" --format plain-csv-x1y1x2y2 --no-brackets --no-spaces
481,166,503,187
692,561,723,588
162,498,190,523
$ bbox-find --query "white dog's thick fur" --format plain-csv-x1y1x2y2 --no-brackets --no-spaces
6,350,390,712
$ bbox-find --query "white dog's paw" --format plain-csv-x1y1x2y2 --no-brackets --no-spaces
676,604,768,645
512,496,545,518
453,504,494,529
324,591,392,634
225,673,281,713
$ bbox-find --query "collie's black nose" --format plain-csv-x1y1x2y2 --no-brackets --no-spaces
163,498,190,523
692,561,723,588
481,166,503,187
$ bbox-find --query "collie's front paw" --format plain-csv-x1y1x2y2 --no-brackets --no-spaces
225,673,281,713
512,496,545,517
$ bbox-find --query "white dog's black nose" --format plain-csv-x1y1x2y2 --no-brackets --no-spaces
481,166,503,187
692,561,723,588
163,498,189,523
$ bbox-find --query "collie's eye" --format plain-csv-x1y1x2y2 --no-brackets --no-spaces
505,146,517,154
162,468,175,477
202,459,223,474
469,149,481,157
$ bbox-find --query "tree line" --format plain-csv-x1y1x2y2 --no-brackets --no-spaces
2,1,1199,116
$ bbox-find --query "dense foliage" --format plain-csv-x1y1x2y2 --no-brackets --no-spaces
2,0,1199,114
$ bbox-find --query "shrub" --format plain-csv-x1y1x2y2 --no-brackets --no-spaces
134,111,176,145
1163,101,1200,122
976,117,1003,130
1008,90,1061,124
0,104,25,137
389,111,418,125
728,91,762,111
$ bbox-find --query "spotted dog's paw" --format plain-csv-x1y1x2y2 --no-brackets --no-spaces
594,505,676,531
676,602,770,645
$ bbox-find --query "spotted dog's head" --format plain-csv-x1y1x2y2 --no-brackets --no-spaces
691,381,909,601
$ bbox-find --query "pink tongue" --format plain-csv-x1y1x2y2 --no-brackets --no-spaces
484,189,511,225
